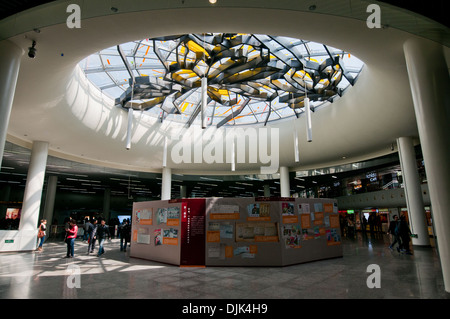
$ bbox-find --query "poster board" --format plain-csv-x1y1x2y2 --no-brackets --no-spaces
205,197,342,266
131,197,342,267
130,200,184,265
205,197,282,266
281,198,342,266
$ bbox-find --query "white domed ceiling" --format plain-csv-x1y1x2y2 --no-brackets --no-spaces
2,0,445,175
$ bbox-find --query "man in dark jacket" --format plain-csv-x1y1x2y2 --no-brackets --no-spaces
87,219,98,254
96,219,111,257
120,220,132,252
387,215,401,251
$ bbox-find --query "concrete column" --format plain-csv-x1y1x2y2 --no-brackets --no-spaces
103,187,111,221
0,41,23,168
0,185,11,220
397,137,430,246
404,37,450,292
180,185,187,198
264,184,271,197
280,166,290,197
42,175,58,225
161,167,172,200
19,141,49,231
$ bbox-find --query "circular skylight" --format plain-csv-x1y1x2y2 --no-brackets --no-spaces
79,33,364,126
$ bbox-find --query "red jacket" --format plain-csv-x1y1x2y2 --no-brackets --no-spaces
67,225,78,239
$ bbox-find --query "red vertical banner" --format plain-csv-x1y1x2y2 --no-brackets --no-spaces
180,198,206,266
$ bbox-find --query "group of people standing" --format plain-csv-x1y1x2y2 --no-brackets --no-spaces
387,214,413,255
37,217,132,258
81,218,115,257
66,218,131,258
65,218,110,258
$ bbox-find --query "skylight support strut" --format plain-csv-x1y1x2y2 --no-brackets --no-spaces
201,77,207,129
216,98,250,128
117,45,135,85
264,102,272,126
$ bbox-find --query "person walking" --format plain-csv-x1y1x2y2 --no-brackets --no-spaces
361,215,367,236
398,215,413,255
120,220,131,252
387,215,401,251
65,219,78,258
83,218,91,242
368,212,375,236
87,219,98,255
96,219,111,257
37,219,47,252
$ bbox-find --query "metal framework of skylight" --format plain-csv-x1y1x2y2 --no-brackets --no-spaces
78,33,364,126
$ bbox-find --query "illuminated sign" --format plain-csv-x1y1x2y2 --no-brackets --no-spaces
366,171,378,182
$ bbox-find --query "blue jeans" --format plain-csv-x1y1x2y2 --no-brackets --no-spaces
66,238,75,257
98,238,106,256
120,236,129,251
120,235,124,250
88,236,96,252
38,236,45,248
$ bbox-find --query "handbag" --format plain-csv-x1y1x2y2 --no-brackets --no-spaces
37,224,45,238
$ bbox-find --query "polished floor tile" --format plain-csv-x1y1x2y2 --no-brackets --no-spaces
0,233,449,299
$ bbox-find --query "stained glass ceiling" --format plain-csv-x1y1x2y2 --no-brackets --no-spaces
79,33,364,126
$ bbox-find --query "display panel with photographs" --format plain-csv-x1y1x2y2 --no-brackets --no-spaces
236,222,279,242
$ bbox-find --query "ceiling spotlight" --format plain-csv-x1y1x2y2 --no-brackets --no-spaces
28,41,37,58
209,0,217,3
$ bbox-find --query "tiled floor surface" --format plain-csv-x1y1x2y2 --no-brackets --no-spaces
1,233,449,299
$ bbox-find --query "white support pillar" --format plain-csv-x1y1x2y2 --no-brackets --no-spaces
103,187,111,222
264,184,271,197
0,185,11,218
280,166,290,198
397,137,430,246
0,41,23,168
19,141,49,232
161,167,172,200
404,37,450,292
43,175,58,225
180,185,187,198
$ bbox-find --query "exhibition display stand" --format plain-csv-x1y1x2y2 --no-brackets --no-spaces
130,197,342,266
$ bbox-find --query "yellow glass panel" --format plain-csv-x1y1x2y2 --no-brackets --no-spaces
187,40,209,58
181,102,190,112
